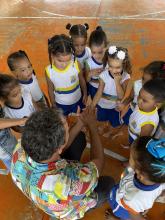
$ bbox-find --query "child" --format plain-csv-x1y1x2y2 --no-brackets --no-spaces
85,26,108,99
91,45,132,128
106,136,165,220
66,23,91,70
7,50,48,108
0,74,37,133
0,105,26,172
45,34,87,116
132,61,165,108
129,78,165,144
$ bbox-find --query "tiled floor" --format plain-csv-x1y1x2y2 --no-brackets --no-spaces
0,1,165,219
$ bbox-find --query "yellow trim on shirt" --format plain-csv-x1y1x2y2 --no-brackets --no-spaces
52,62,72,73
45,66,50,78
140,121,156,128
55,81,79,92
74,59,80,74
138,107,157,116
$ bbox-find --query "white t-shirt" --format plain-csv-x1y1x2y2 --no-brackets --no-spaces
75,47,91,69
85,56,104,89
4,90,36,119
46,59,81,105
19,73,43,102
98,70,130,109
129,106,159,140
133,79,142,104
114,168,165,214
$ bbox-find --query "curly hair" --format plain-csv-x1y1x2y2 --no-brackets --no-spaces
21,108,66,162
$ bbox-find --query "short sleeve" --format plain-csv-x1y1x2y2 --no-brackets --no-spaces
121,72,130,84
84,60,90,71
99,71,107,83
69,161,99,197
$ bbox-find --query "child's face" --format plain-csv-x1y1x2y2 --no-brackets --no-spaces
13,58,33,81
142,72,152,85
7,85,22,105
52,53,71,70
137,88,157,112
108,58,123,76
90,43,106,62
72,37,86,56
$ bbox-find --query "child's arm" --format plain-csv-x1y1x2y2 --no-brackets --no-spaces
0,118,27,129
78,62,87,104
114,73,130,100
45,72,56,107
92,79,105,107
84,61,103,82
140,124,154,136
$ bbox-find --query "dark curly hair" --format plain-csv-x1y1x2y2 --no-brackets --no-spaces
21,108,66,162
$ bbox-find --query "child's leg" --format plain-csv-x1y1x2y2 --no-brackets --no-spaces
103,109,124,138
105,209,120,220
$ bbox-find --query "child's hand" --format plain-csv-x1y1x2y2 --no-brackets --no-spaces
80,106,97,127
115,101,126,112
90,68,103,77
114,73,122,83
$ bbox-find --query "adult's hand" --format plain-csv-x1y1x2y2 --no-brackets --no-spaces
80,106,97,128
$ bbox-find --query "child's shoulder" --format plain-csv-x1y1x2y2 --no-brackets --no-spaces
85,47,91,56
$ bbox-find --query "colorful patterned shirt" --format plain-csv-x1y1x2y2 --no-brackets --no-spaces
11,142,99,219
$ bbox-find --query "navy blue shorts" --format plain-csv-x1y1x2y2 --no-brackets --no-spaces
56,98,84,116
97,105,132,128
87,83,98,99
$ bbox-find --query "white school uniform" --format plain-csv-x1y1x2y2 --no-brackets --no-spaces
4,90,36,119
133,79,142,105
45,59,81,105
75,47,91,69
129,106,159,140
98,70,130,109
19,73,43,102
85,56,104,89
112,168,165,214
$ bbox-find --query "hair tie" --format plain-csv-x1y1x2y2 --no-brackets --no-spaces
146,139,165,161
108,46,125,60
108,46,117,55
117,50,125,60
162,64,165,70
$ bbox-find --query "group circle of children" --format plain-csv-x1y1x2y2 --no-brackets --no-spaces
0,23,165,220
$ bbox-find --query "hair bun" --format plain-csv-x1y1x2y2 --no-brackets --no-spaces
66,23,72,30
96,26,103,31
84,23,89,30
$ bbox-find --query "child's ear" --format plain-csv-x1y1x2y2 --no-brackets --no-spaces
155,102,162,109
